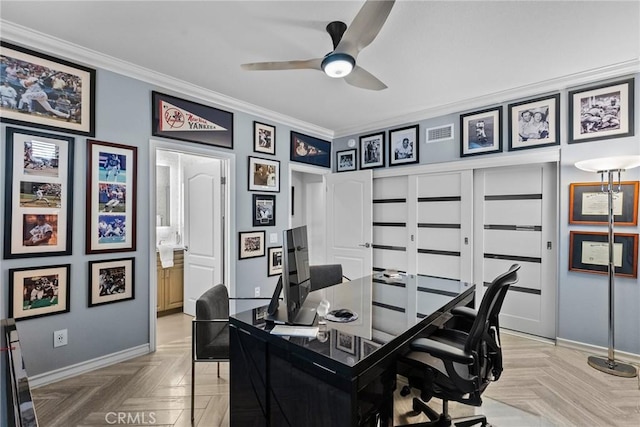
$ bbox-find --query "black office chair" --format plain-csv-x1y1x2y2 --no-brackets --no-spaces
310,263,345,290
397,264,521,427
191,284,229,423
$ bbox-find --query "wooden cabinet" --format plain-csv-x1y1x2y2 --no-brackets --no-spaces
157,250,184,314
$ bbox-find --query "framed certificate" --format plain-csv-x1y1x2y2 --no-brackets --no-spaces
569,181,638,226
569,231,638,278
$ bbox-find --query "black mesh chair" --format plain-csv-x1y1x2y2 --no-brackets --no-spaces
191,284,229,423
397,264,521,427
310,264,345,290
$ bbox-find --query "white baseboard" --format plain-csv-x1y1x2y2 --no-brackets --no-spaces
556,338,640,365
29,344,150,388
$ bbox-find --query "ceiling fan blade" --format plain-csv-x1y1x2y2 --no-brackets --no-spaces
334,0,395,58
241,58,323,71
344,66,387,91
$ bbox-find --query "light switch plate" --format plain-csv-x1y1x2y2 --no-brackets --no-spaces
270,233,278,243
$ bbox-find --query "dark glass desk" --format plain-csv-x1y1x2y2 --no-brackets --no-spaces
229,273,474,427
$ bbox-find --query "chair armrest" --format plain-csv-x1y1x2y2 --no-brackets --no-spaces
410,337,474,365
193,319,229,324
450,306,477,319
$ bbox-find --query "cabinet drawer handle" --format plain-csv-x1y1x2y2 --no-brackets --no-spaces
313,362,336,374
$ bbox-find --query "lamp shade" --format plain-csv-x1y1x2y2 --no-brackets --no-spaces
321,53,355,78
575,155,640,172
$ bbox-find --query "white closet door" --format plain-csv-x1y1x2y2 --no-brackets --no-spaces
372,176,409,273
414,171,473,283
473,163,557,339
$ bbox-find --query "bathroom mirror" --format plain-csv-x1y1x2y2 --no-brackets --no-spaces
156,165,171,226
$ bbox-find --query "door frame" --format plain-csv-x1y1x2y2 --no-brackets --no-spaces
149,139,235,352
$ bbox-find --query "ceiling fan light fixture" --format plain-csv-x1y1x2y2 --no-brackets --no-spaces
321,53,355,78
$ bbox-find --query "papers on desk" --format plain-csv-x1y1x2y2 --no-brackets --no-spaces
270,325,319,338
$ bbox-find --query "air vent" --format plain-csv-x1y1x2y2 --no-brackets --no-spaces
425,124,454,143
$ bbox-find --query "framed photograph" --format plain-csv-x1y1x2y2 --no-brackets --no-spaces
335,330,356,355
290,131,331,168
86,140,137,254
389,124,419,166
268,246,283,277
239,230,266,260
0,41,96,136
151,91,234,149
460,106,502,157
360,339,382,358
4,127,74,259
360,132,385,169
88,257,135,307
569,231,638,278
254,121,276,155
336,149,357,172
568,78,634,144
9,264,70,321
508,93,560,151
253,194,276,227
248,156,280,192
569,181,639,226
252,306,268,325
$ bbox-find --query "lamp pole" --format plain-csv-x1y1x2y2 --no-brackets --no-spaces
576,156,640,378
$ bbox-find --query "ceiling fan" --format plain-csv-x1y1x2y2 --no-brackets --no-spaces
241,0,395,91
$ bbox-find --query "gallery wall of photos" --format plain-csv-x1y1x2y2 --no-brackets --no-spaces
1,38,637,322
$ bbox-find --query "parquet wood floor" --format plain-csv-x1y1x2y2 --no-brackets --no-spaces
31,313,640,426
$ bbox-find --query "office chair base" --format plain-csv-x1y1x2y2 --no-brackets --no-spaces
588,355,638,378
399,398,488,427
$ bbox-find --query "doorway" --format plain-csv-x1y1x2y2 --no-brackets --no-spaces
290,165,329,265
150,142,234,352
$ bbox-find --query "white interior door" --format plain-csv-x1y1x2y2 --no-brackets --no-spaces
183,159,223,316
473,163,557,339
325,170,373,280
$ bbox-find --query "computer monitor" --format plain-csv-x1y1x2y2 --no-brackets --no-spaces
266,225,316,325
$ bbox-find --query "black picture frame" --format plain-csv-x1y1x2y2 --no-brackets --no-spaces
4,127,74,259
0,41,96,136
9,264,71,321
569,231,638,278
568,78,635,144
335,330,357,355
86,139,138,254
88,257,135,307
359,132,385,169
389,124,419,166
268,246,283,277
248,156,280,192
151,91,234,149
252,194,276,227
460,106,503,157
569,181,638,226
508,93,560,151
239,230,266,260
290,131,331,168
253,121,276,155
336,149,357,172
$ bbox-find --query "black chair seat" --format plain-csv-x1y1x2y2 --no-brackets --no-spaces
397,264,521,427
196,325,229,360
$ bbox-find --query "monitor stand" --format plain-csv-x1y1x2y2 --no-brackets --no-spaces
291,305,317,326
265,303,317,326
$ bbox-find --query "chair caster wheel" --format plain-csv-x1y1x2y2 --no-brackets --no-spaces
400,385,411,397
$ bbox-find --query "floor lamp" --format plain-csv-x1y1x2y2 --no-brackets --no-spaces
575,155,640,378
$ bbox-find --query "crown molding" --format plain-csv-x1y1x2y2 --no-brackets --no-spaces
0,20,334,139
334,59,640,138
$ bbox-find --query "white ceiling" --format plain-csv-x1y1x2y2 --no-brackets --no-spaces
1,1,639,137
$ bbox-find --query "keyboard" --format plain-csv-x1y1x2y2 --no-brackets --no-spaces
270,325,319,338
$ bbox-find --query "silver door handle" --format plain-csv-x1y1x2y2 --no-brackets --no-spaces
358,243,371,248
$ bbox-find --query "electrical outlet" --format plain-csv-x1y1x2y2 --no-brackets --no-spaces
254,287,260,297
53,329,68,348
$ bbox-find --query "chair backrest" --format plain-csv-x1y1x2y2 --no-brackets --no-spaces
465,264,520,360
195,284,229,346
309,264,343,291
